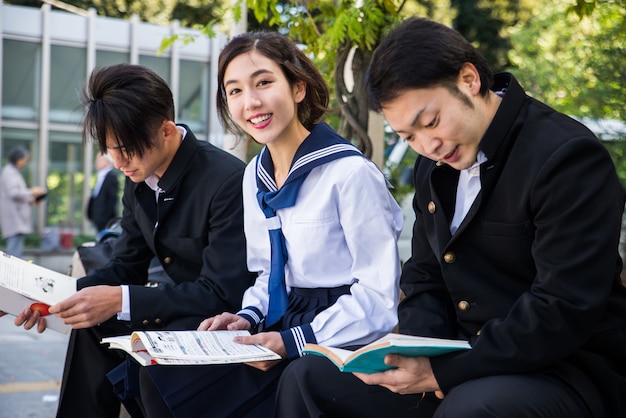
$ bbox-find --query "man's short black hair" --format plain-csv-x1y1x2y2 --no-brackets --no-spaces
81,64,175,157
366,17,493,112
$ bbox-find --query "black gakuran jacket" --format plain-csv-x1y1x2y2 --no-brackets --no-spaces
401,74,626,417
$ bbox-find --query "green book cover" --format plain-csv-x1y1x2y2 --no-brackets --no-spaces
302,333,471,374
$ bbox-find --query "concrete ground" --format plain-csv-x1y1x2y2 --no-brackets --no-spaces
0,316,68,417
0,248,75,417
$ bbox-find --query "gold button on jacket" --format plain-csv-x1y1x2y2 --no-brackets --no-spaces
458,300,471,312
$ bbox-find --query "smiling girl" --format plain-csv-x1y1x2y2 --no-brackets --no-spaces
139,31,403,417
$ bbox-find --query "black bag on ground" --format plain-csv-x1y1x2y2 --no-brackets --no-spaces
70,219,121,277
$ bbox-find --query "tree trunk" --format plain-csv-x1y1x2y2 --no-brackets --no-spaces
334,43,373,158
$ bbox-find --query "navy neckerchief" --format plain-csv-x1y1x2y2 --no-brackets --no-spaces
256,122,362,327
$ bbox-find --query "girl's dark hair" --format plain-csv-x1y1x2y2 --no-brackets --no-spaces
366,17,494,112
8,146,29,165
216,31,329,136
81,64,175,157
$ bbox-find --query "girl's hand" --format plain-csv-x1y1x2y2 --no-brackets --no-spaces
197,312,250,331
234,331,286,371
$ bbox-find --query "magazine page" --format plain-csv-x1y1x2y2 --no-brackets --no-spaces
134,330,281,361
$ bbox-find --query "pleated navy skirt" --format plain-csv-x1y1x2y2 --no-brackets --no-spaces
138,285,352,417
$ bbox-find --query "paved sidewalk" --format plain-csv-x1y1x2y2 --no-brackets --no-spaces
0,316,68,417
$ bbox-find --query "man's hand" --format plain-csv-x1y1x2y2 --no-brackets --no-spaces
48,285,123,329
353,355,441,396
234,331,286,371
14,308,48,333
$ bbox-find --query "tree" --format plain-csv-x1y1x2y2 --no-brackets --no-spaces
450,0,534,73
240,0,529,158
507,1,626,181
242,0,408,157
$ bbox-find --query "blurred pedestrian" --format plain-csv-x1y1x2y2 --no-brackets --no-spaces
0,146,47,258
87,152,119,232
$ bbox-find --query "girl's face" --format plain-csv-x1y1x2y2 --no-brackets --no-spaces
223,50,306,147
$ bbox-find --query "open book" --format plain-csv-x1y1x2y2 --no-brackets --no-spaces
0,251,76,334
302,333,471,374
102,330,281,366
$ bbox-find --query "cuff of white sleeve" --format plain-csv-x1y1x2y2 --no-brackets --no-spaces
280,324,316,360
116,284,130,321
237,306,264,331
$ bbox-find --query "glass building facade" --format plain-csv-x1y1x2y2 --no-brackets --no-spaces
0,3,227,236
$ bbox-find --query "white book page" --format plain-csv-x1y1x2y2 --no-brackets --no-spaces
0,285,71,334
137,330,280,361
0,251,76,334
319,346,355,363
102,335,133,352
0,251,76,305
371,333,470,348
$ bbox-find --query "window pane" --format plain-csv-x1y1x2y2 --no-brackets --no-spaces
96,50,130,68
2,40,40,121
47,132,84,231
178,59,208,134
50,45,86,124
139,55,170,84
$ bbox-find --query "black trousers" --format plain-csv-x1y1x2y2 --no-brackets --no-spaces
275,355,596,418
55,322,144,418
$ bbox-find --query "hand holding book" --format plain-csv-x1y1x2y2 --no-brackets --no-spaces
0,251,77,334
303,333,471,374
